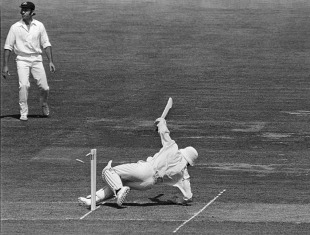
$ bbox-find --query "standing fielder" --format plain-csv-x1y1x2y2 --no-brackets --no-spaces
78,117,198,207
2,2,55,121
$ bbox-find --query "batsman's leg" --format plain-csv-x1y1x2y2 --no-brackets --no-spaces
102,161,130,206
78,185,114,207
102,161,123,195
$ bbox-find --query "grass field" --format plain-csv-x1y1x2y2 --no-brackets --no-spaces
1,0,310,234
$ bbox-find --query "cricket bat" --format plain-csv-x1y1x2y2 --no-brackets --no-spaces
161,97,173,119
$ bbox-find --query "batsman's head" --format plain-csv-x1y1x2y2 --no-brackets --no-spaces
180,146,198,166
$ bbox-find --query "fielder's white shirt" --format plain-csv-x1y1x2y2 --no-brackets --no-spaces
4,19,51,57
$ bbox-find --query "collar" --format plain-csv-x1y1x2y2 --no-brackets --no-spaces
17,19,37,27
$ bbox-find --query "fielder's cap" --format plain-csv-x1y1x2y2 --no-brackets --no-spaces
20,2,35,10
180,146,198,166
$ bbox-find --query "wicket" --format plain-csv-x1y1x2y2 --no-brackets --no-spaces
86,149,97,211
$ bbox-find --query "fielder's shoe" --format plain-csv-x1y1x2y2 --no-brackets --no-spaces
42,104,50,117
20,115,28,121
116,186,130,206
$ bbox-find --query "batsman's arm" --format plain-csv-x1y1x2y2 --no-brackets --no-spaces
169,168,193,205
155,118,173,147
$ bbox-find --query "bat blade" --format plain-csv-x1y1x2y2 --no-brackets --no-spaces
161,97,173,119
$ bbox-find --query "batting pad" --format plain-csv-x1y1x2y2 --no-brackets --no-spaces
102,168,123,193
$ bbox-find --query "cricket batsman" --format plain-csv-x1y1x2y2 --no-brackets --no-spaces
78,116,198,207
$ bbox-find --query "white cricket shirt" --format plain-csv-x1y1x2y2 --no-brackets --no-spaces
4,19,51,57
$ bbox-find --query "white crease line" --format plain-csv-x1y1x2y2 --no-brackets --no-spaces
1,218,185,222
80,206,101,220
173,189,226,233
2,201,85,204
79,201,110,219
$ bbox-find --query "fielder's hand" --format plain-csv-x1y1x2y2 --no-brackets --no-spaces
2,66,10,79
49,62,56,73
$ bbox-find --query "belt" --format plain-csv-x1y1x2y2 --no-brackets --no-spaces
17,53,41,58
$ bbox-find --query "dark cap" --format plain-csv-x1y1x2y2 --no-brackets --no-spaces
20,2,35,10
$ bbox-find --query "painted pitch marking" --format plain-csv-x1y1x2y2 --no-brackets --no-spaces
79,200,109,219
173,189,226,233
79,205,101,220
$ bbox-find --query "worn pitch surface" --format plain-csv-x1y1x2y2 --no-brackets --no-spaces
1,0,310,234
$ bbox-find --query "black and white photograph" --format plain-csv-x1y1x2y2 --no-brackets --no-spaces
1,0,309,234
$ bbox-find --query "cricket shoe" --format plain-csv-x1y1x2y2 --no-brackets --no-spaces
78,195,106,208
42,104,50,117
116,186,130,207
78,196,91,207
20,115,28,121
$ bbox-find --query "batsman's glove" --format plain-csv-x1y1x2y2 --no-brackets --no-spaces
154,117,166,125
154,117,166,131
154,118,166,127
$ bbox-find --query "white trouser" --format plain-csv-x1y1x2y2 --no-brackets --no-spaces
114,161,156,190
16,56,49,116
94,161,156,202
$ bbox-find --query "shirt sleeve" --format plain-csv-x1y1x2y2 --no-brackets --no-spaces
4,26,15,51
40,24,51,49
173,168,193,200
164,167,193,200
157,120,173,147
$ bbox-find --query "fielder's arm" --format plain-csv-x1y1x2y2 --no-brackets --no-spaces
2,49,11,79
44,46,55,73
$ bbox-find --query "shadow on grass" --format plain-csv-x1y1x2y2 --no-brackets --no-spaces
0,114,48,119
102,201,176,209
101,194,177,209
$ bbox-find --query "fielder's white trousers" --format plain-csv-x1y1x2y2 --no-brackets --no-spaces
16,55,49,116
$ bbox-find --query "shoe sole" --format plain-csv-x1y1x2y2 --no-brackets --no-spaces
117,187,130,206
